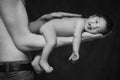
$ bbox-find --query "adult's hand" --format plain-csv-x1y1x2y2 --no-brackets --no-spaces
81,31,112,42
40,12,82,20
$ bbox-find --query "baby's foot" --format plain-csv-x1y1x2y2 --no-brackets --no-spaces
31,60,43,74
40,61,53,73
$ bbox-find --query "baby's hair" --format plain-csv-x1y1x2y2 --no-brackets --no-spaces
95,13,114,35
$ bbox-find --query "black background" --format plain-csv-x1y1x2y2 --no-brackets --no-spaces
26,0,120,80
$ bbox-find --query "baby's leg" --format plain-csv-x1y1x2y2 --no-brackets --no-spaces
40,25,56,73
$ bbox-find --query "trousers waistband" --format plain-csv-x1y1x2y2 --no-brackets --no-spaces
0,61,33,72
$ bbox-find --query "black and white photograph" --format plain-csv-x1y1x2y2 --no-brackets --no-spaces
0,0,119,80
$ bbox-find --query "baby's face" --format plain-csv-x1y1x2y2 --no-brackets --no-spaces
85,15,107,34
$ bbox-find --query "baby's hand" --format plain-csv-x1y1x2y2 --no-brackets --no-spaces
69,52,79,62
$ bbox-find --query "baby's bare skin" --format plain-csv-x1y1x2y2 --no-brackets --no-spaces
40,18,83,36
39,18,85,73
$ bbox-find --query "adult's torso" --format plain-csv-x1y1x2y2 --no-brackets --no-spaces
0,17,29,62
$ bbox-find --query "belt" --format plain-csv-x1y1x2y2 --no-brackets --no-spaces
0,61,33,72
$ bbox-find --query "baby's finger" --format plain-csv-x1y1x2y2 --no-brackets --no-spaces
71,59,77,64
68,55,72,61
71,55,79,61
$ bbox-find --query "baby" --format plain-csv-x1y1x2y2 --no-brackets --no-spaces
32,13,113,73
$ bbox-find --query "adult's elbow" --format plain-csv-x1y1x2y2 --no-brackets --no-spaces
14,40,30,52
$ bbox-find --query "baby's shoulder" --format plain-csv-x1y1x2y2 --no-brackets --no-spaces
77,18,85,22
76,18,85,26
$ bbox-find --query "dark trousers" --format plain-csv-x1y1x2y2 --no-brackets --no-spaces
0,61,34,80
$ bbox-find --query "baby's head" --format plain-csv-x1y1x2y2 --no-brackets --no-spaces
85,13,113,35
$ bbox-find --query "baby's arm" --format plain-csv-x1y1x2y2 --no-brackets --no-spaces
69,20,84,61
